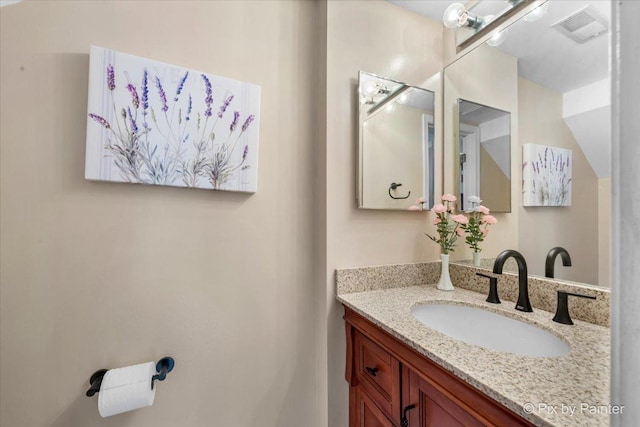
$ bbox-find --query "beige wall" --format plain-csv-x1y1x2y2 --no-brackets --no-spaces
362,105,426,209
0,1,322,426
325,1,444,425
444,44,519,261
518,78,600,284
480,145,510,212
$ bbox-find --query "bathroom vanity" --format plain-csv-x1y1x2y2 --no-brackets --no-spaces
345,307,535,426
337,263,610,427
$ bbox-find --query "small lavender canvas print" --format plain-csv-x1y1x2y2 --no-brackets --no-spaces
86,46,261,192
522,144,572,207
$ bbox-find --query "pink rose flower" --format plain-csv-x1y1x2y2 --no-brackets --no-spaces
433,217,442,225
478,205,490,214
450,214,469,224
408,205,421,211
482,215,498,225
481,228,489,235
456,228,464,236
441,194,457,202
432,203,447,213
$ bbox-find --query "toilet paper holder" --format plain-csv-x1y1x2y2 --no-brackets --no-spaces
86,357,175,397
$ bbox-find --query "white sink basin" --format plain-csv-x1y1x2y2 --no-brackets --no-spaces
411,303,570,357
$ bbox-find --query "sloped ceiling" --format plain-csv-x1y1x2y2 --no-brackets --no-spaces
564,106,610,178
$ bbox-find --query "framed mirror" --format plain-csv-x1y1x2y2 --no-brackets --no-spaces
358,71,436,210
458,99,511,212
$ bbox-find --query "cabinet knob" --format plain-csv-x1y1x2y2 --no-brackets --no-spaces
401,404,416,427
364,366,378,377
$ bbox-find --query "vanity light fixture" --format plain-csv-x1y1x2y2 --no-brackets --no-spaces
451,0,533,52
443,3,486,29
475,13,508,47
523,1,549,22
363,81,390,96
365,85,410,117
360,96,375,105
486,27,509,46
361,81,392,105
363,81,377,96
397,93,409,104
443,4,510,47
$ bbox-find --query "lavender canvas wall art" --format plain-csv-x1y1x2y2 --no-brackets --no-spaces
522,144,572,207
86,46,261,192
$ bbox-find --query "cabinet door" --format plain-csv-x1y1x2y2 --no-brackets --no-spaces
406,369,485,427
351,386,395,427
354,330,401,423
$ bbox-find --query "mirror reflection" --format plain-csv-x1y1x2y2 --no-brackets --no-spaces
458,99,511,213
444,0,610,287
358,71,436,210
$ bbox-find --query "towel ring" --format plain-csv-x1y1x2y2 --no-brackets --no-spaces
389,182,411,200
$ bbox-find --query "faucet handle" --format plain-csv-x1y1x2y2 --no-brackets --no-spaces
552,290,596,325
476,273,501,304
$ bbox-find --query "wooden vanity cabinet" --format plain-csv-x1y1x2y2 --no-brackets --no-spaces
351,385,395,427
344,307,535,427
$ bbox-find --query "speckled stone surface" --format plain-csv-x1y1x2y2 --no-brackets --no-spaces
336,261,610,327
335,262,441,294
337,285,610,427
456,257,519,272
449,263,610,327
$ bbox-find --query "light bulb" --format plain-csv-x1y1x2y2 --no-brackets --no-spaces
487,28,508,46
363,82,377,96
385,104,394,112
523,1,549,22
443,3,466,28
398,93,409,104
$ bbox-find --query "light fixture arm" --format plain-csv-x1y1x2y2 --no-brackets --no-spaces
462,12,485,29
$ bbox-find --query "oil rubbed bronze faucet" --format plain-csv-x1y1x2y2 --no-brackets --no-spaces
545,246,572,278
493,249,533,312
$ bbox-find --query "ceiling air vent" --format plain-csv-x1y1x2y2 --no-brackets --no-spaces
552,6,608,44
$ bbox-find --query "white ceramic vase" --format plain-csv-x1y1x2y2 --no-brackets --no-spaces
437,253,455,291
472,251,481,267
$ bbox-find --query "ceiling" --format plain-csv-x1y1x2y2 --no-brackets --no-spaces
460,99,509,125
387,0,612,94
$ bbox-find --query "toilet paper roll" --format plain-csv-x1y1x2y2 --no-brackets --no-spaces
98,361,156,417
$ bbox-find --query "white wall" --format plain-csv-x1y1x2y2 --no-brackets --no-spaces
0,2,321,426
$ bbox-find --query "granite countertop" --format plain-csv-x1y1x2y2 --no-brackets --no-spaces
338,284,611,427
